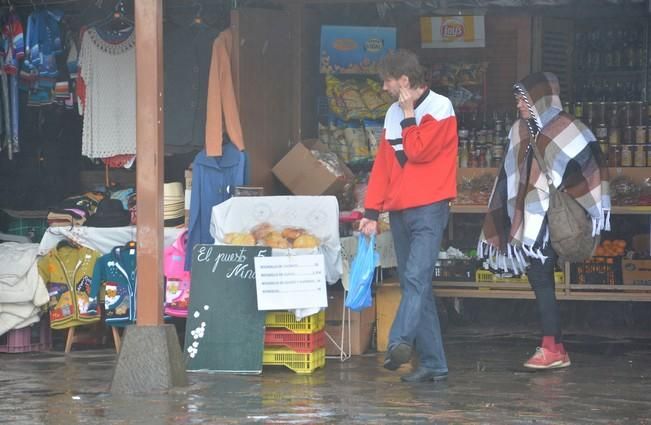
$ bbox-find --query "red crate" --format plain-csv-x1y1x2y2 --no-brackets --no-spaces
264,329,325,353
0,316,52,353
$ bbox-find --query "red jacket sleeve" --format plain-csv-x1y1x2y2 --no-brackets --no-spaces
363,131,392,221
401,114,458,164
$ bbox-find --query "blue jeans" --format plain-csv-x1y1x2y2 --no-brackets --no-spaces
388,200,449,373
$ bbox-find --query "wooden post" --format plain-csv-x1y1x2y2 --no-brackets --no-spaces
111,0,187,394
289,1,304,146
135,0,164,326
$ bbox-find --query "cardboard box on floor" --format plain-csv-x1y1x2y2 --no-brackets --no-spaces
622,259,651,285
272,139,354,196
325,290,375,356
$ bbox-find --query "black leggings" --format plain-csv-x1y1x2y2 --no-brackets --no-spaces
527,244,562,342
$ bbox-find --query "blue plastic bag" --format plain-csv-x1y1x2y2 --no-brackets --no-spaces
345,234,378,311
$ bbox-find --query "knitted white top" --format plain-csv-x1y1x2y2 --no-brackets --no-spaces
79,28,136,159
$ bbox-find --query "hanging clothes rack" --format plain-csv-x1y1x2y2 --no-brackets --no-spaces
2,0,82,8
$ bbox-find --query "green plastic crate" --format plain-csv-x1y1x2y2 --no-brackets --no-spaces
0,209,48,242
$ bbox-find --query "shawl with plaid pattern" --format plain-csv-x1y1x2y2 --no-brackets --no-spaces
478,72,610,273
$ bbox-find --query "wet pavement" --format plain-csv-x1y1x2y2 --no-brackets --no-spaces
1,327,651,425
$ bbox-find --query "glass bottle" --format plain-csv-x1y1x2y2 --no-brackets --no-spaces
620,145,633,167
634,145,646,167
459,140,468,168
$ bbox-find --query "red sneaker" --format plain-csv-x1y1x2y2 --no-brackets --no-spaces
523,347,571,369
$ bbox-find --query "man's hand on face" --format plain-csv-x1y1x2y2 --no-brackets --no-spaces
398,87,415,118
358,218,378,236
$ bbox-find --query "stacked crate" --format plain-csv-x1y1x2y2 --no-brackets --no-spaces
263,310,326,374
0,316,51,353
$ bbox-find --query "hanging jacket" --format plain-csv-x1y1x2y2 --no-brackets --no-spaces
185,142,246,270
37,244,102,330
90,244,136,327
204,29,245,157
164,22,219,153
164,230,191,317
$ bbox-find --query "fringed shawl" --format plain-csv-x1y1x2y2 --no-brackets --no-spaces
478,72,610,273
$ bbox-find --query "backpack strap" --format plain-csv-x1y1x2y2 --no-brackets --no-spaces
529,136,557,191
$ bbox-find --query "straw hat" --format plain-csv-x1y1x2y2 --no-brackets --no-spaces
163,182,184,200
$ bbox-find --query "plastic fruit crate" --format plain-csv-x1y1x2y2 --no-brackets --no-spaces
264,329,325,353
263,347,326,374
433,259,477,282
571,256,622,285
265,310,325,334
0,317,52,353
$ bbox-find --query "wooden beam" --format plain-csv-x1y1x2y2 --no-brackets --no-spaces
135,0,164,326
289,1,304,145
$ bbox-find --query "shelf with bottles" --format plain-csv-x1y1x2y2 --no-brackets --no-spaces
574,79,646,104
574,23,647,74
456,110,515,170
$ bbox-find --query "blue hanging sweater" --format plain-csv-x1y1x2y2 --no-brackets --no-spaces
185,142,246,270
90,245,137,327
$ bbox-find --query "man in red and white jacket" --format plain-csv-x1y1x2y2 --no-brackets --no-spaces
359,49,457,383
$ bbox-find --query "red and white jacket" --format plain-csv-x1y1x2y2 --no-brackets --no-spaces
363,90,458,220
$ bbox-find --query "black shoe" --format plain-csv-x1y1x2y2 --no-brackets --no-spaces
383,343,412,371
400,368,448,383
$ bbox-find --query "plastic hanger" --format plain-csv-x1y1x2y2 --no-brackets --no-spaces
190,1,207,29
87,0,133,33
57,238,80,249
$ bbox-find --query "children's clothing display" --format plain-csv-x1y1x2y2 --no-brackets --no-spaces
37,243,101,329
164,230,190,317
90,243,136,327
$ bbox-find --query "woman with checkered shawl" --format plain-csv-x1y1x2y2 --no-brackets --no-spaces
479,72,610,370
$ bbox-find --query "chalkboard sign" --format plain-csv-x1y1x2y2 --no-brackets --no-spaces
184,244,271,373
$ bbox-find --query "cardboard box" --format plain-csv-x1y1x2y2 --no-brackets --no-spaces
324,290,375,356
272,140,353,196
622,259,651,285
376,283,400,352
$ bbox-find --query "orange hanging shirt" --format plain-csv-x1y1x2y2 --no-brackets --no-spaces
205,29,245,156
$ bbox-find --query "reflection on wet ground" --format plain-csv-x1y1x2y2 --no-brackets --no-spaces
1,328,650,424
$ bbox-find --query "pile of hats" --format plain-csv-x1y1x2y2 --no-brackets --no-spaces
164,182,185,227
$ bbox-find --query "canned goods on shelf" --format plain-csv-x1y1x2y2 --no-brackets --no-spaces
634,145,646,167
620,145,633,167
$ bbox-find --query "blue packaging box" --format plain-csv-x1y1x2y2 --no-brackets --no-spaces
320,25,396,75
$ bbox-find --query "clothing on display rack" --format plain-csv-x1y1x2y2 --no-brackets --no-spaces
164,229,190,318
184,142,246,270
89,242,136,327
0,242,49,336
37,241,102,330
204,28,245,157
21,8,65,107
164,15,219,154
1,11,25,157
77,24,135,159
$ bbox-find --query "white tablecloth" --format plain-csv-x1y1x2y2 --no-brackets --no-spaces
210,196,342,284
39,226,184,255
